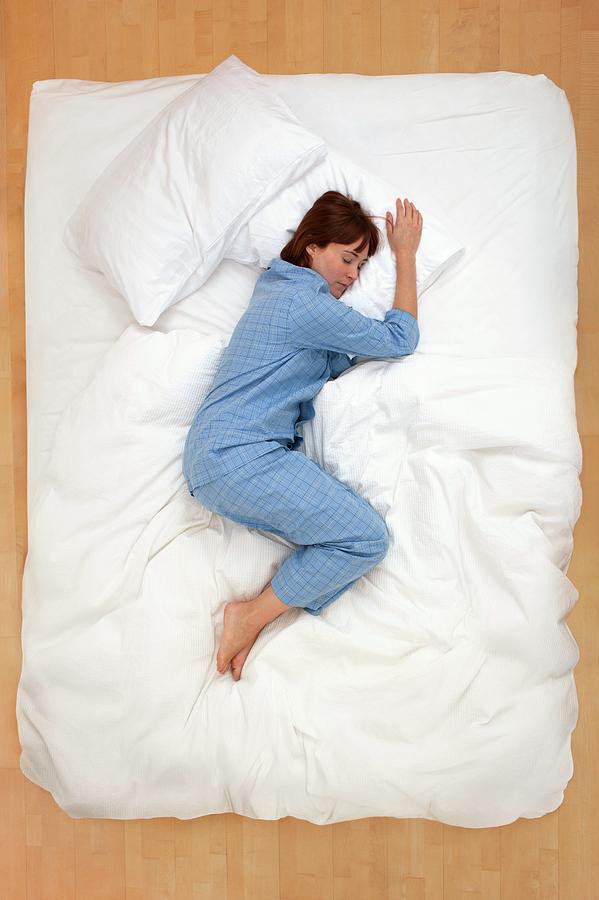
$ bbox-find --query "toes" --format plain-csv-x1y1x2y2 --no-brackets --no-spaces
218,641,244,673
217,655,231,675
217,638,238,673
217,655,239,677
230,644,252,680
216,648,230,673
230,657,245,679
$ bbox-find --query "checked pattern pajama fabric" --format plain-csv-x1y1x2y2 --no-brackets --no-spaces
189,444,390,616
183,256,419,615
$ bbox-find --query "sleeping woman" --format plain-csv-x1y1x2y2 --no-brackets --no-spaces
183,191,423,680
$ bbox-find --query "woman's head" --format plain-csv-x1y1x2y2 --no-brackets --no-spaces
280,191,382,299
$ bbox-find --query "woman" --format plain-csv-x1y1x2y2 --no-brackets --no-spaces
183,191,423,680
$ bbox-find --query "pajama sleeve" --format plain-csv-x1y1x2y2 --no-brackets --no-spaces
287,287,419,359
328,351,353,379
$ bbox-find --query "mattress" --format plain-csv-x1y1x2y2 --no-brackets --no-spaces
17,68,582,827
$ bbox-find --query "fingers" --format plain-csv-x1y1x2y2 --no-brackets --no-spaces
387,198,423,226
397,198,417,218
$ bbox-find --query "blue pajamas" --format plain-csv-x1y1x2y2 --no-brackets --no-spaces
182,257,419,488
183,256,418,615
189,444,390,616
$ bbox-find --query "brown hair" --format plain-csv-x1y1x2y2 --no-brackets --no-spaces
279,190,383,268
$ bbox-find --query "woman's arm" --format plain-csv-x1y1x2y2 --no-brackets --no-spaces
287,286,419,360
393,250,418,319
386,197,422,319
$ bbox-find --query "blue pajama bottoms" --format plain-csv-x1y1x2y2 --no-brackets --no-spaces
188,446,390,616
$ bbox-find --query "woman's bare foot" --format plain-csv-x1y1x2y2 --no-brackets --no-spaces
217,600,263,675
217,582,292,676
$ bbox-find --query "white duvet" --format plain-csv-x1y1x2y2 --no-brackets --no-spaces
18,69,583,827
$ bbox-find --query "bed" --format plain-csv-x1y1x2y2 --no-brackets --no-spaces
16,58,583,828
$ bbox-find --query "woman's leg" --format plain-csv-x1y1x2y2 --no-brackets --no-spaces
190,447,390,676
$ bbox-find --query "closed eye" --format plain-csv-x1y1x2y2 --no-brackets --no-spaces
343,257,367,269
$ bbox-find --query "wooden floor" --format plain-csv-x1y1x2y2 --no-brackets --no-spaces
1,1,598,898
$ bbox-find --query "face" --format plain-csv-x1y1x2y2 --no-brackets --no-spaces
306,239,369,299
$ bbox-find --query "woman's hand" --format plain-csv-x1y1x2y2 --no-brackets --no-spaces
385,197,423,258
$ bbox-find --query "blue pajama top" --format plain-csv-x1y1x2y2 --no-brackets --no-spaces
183,257,420,490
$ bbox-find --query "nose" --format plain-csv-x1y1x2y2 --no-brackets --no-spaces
345,264,360,283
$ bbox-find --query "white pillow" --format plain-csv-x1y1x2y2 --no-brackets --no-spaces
63,55,328,327
228,147,466,319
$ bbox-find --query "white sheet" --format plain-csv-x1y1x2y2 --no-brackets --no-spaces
18,69,582,827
